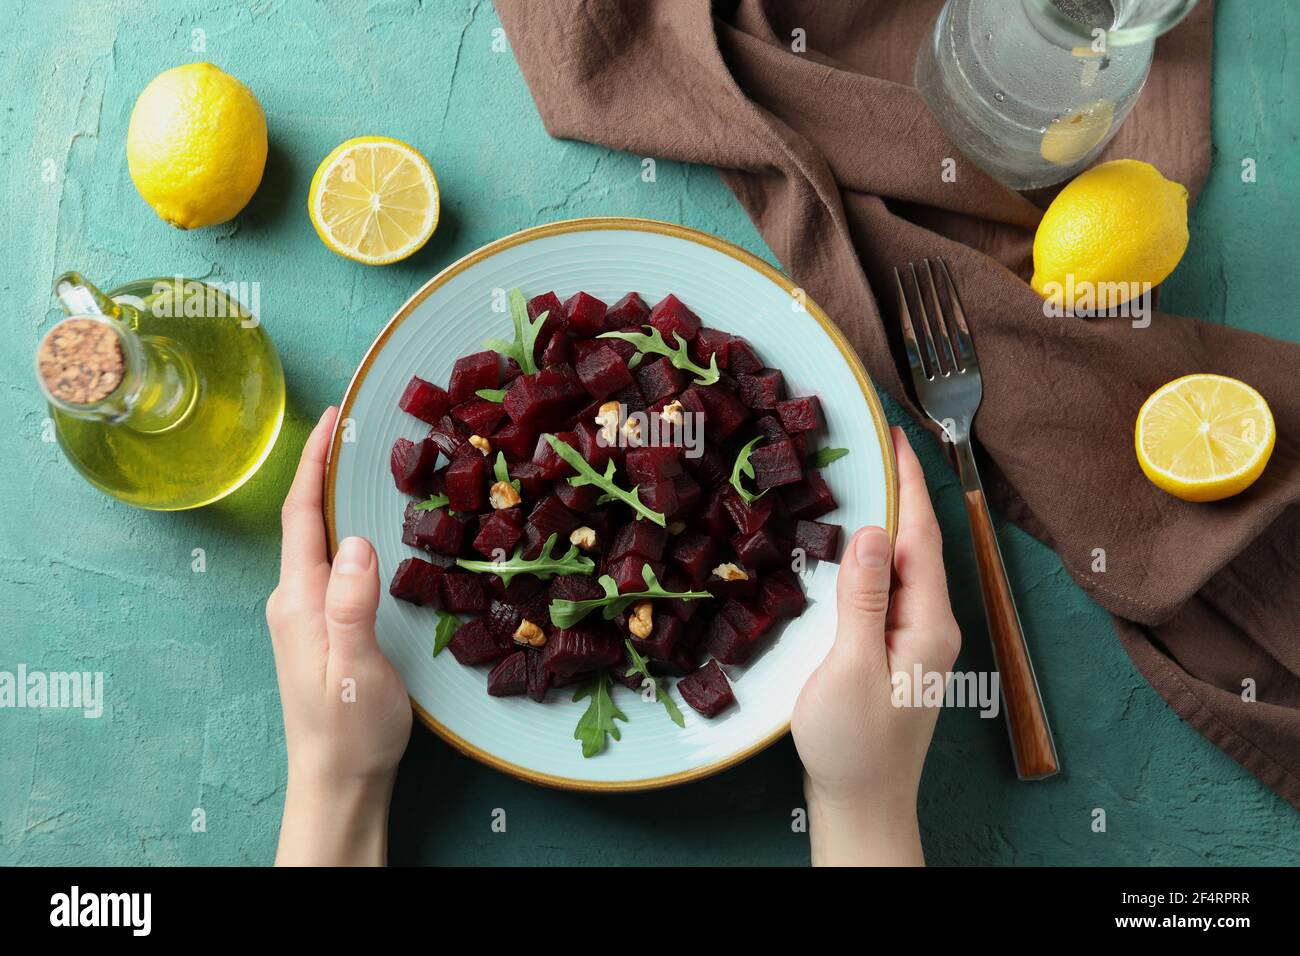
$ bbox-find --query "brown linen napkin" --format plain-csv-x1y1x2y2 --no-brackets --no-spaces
495,0,1300,807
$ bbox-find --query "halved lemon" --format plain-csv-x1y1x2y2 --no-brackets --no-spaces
308,136,439,265
1135,374,1275,502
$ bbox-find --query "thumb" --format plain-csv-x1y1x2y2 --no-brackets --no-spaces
830,526,893,666
324,536,381,656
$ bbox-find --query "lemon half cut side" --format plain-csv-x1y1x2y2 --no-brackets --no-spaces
309,136,440,265
1135,374,1275,503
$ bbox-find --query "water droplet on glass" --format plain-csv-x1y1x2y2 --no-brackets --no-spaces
985,32,994,41
993,90,1007,102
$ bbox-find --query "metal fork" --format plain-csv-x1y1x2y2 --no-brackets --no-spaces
894,259,1059,780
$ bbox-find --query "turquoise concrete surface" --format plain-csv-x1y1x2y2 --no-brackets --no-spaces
1,0,1296,865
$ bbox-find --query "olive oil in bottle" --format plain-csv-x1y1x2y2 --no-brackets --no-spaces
37,272,285,510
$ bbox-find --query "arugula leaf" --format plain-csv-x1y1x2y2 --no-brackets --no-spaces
806,446,850,468
475,387,507,403
549,565,711,628
484,288,548,376
544,433,666,526
598,325,719,386
625,640,685,728
492,452,520,491
573,671,627,758
455,532,594,586
729,436,768,506
414,493,451,512
432,611,461,657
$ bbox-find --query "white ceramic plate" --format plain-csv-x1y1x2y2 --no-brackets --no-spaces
326,218,896,790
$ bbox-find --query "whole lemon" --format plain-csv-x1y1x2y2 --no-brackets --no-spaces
1030,159,1188,311
126,63,267,229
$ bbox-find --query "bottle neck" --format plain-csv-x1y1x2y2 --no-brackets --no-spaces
40,314,197,433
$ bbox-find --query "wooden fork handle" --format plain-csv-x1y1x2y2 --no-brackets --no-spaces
955,444,1059,780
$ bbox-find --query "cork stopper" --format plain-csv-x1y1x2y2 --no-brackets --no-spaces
37,318,126,405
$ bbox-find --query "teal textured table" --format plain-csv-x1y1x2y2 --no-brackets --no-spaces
1,0,1296,866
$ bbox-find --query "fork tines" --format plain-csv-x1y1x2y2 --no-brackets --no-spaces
893,258,976,381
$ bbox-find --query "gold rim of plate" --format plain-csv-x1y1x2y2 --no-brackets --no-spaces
324,216,899,792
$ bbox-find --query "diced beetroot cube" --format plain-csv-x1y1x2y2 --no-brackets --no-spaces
612,649,644,691
706,567,758,600
487,651,528,696
758,569,806,619
448,350,500,404
526,649,552,702
648,294,701,343
441,572,489,613
737,369,786,410
779,469,838,519
689,328,732,370
412,507,466,555
722,599,775,642
609,556,664,593
727,338,763,374
574,419,615,472
451,397,506,436
503,367,586,430
491,421,536,461
635,357,687,405
609,381,647,417
563,291,608,337
584,506,616,546
504,576,551,626
575,345,633,399
532,430,578,479
776,395,822,434
675,385,708,431
605,292,649,330
527,291,565,345
549,574,607,603
484,598,523,644
749,439,802,489
752,414,789,445
695,384,749,440
685,444,730,489
678,660,736,716
650,642,699,677
669,533,718,588
625,445,683,483
474,512,523,559
723,490,775,535
672,473,702,516
632,615,681,662
426,415,466,459
698,490,731,537
732,528,783,567
540,331,572,367
527,494,580,541
609,521,667,562
398,376,451,424
794,520,842,561
448,618,503,665
542,627,622,676
509,461,547,500
401,500,423,548
661,571,703,621
389,557,444,606
704,614,752,665
638,481,678,520
556,481,600,513
390,437,440,495
445,455,489,511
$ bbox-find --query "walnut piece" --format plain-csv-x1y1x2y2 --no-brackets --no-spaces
622,416,642,445
627,601,653,639
569,526,598,551
489,480,521,510
659,399,684,426
712,562,749,582
513,619,546,647
595,401,620,444
468,434,492,456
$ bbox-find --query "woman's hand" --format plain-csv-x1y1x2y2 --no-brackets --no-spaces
267,406,412,866
791,427,961,866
